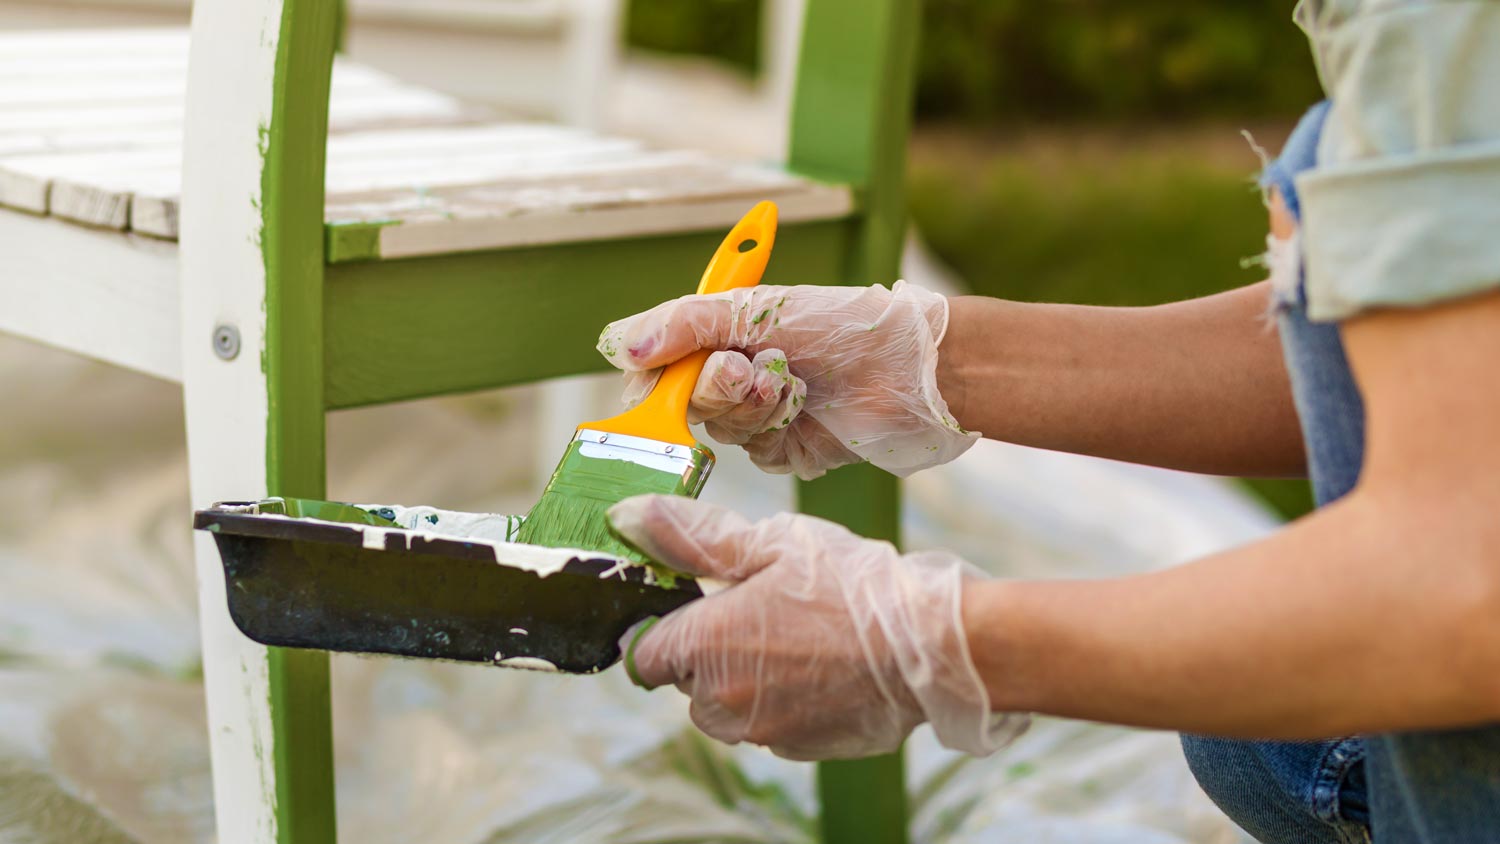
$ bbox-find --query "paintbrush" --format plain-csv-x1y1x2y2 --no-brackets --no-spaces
514,201,778,565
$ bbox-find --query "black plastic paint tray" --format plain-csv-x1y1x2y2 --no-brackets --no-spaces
193,498,700,674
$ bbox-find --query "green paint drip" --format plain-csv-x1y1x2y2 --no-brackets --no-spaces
515,441,709,585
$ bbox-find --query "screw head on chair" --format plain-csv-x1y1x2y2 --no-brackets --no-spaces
213,324,241,361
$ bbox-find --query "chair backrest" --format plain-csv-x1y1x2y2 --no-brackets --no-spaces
788,0,921,282
342,0,622,128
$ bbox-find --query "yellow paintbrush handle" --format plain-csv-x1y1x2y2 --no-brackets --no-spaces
582,201,778,446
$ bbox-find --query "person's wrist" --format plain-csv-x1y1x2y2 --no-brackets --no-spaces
961,578,1035,713
935,296,973,429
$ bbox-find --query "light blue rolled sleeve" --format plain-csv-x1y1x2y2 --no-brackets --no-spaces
1293,0,1500,321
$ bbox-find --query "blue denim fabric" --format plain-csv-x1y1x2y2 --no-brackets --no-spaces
1183,735,1369,844
1260,100,1366,507
1181,101,1500,843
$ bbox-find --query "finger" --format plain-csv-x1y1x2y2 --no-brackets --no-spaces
595,286,796,371
618,605,687,689
688,698,747,746
621,616,662,688
686,351,756,424
783,415,861,480
740,427,794,475
619,368,659,409
607,494,784,581
619,610,680,690
702,349,805,444
743,415,857,481
620,594,734,697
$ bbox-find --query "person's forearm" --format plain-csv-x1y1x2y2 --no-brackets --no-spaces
937,282,1305,476
963,488,1500,738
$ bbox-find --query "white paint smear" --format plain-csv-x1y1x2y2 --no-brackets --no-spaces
495,656,560,673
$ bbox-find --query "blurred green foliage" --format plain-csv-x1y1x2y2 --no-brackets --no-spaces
910,137,1261,306
626,0,1323,122
917,1,1322,122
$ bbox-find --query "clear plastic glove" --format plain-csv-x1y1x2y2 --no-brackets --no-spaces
612,494,1027,761
596,281,977,480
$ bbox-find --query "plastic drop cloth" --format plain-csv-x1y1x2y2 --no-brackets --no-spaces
0,242,1261,844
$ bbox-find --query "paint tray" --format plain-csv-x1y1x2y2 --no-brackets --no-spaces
193,498,700,673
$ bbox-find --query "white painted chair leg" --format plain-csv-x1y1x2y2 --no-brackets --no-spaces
180,2,308,840
181,302,283,842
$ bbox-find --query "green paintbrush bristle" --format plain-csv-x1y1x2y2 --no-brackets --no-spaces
515,433,713,566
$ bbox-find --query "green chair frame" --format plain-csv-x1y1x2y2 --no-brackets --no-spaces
175,0,922,841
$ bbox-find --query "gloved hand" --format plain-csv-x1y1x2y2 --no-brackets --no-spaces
612,494,1027,761
596,281,977,480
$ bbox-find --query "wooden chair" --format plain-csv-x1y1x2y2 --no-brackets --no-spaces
0,1,920,841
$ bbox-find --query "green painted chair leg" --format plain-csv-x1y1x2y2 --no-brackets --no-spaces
788,0,922,837
261,3,340,840
818,754,909,844
799,466,908,844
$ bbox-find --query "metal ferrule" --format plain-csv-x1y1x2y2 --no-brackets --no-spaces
573,428,715,498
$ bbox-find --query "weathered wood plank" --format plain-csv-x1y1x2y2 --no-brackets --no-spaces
129,127,644,237
2,85,471,135
0,26,187,55
0,126,182,158
141,144,852,245
0,212,180,381
0,146,178,209
372,178,853,258
0,63,393,108
0,25,851,255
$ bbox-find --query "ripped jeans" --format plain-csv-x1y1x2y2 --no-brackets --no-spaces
1179,74,1500,844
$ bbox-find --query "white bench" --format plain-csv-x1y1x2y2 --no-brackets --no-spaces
0,4,916,840
0,26,851,381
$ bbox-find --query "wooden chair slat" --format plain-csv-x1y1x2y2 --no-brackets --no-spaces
2,26,850,254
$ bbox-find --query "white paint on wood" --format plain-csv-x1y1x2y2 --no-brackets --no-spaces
178,2,287,841
0,56,187,84
375,181,853,257
135,132,645,238
0,62,395,109
0,212,180,380
0,146,180,222
0,22,851,261
2,85,472,137
0,170,48,212
0,126,183,159
48,178,131,229
350,0,567,32
125,127,642,238
3,103,185,135
341,0,618,128
558,0,621,128
0,26,187,55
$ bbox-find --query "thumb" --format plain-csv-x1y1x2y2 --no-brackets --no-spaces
607,495,781,581
596,286,793,372
596,293,736,371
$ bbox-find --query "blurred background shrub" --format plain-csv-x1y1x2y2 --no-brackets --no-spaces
627,0,1321,123
914,0,1322,124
